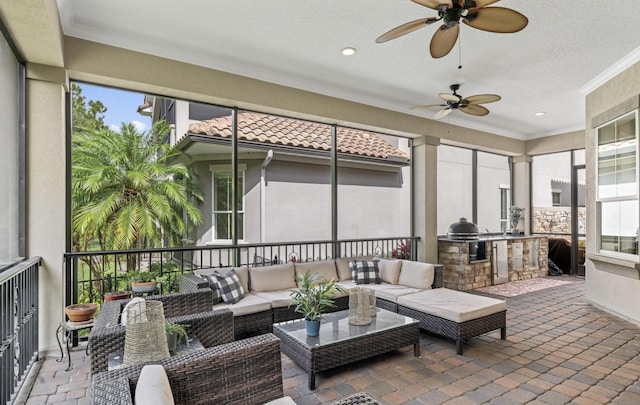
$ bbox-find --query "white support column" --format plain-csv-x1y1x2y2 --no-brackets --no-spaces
511,155,532,234
412,135,440,263
26,64,68,351
174,100,190,144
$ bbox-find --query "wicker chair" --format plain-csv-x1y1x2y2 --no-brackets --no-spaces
88,289,233,374
91,333,284,405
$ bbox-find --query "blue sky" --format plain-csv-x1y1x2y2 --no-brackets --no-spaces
78,83,151,132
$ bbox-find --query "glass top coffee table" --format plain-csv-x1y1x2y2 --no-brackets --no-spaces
273,308,420,390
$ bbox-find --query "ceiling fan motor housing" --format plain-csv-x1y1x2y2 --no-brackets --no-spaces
443,8,463,27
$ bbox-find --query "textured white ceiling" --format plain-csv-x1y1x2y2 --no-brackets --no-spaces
56,0,640,140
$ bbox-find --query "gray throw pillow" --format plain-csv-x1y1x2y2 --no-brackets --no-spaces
211,269,245,304
354,260,381,284
202,274,223,304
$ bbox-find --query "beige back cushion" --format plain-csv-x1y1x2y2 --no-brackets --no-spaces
294,260,339,283
397,260,435,290
376,258,402,284
335,256,373,280
196,266,249,293
135,364,175,405
249,262,296,292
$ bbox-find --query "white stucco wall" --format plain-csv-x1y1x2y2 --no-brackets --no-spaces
587,264,640,326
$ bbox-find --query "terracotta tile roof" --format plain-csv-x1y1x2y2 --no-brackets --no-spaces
186,112,410,161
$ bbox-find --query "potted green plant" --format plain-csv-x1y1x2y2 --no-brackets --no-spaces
510,206,525,235
290,271,345,336
165,321,189,352
128,270,168,293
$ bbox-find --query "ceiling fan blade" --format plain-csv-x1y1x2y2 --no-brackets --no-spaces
459,104,490,116
463,7,528,33
411,103,447,110
376,18,438,43
463,94,501,104
411,0,453,9
434,108,453,120
439,93,459,102
430,24,459,58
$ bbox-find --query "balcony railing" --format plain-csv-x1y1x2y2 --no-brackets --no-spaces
64,237,418,306
0,257,40,405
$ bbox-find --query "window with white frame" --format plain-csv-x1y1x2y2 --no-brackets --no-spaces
596,110,638,257
211,165,245,241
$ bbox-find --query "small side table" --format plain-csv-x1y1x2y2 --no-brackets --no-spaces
56,319,95,371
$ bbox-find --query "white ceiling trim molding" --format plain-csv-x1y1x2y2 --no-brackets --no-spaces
580,46,640,95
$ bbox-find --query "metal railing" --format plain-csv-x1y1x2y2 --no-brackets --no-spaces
0,257,40,405
64,237,418,306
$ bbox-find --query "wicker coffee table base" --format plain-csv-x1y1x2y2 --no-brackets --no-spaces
274,318,420,390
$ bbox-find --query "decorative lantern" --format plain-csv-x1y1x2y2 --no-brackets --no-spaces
348,287,375,325
123,300,170,367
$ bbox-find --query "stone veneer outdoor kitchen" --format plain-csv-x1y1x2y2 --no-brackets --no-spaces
438,235,549,291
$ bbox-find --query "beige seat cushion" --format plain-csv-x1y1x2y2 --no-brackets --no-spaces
337,282,420,302
134,364,174,405
374,284,423,302
253,290,295,308
335,256,373,280
398,260,435,289
294,260,339,283
212,293,272,316
250,262,296,292
336,280,357,290
375,258,402,284
398,288,506,323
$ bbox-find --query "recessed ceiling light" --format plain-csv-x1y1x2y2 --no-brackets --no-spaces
341,47,356,56
534,112,546,116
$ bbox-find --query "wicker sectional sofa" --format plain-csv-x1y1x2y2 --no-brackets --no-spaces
179,257,507,354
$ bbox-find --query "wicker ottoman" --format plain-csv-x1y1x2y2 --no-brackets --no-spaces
397,288,506,355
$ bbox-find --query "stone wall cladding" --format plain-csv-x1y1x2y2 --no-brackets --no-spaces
533,207,586,235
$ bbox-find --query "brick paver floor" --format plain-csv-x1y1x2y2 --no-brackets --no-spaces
17,276,640,404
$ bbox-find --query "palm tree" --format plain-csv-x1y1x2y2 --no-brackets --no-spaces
72,120,203,253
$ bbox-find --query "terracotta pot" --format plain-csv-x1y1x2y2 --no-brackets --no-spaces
65,303,98,322
104,291,132,302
